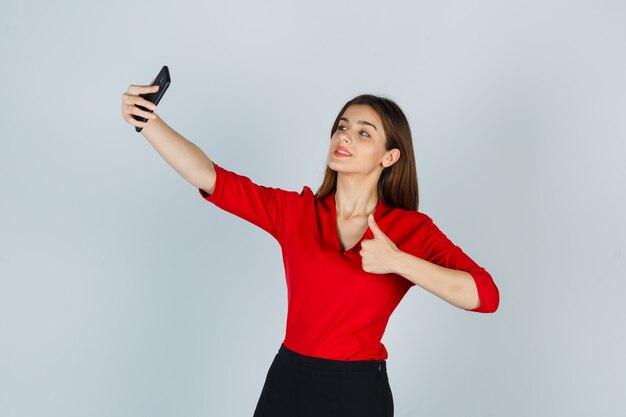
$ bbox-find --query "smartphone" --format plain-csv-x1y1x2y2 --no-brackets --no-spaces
134,65,171,132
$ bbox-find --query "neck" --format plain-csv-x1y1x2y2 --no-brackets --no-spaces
334,172,379,219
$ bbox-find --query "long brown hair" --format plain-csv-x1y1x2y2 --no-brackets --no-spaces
314,94,420,211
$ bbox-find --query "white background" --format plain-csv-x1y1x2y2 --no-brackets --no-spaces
1,1,625,416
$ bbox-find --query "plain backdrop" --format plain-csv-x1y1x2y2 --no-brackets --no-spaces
1,1,625,416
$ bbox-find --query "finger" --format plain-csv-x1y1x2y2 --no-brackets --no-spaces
133,96,158,111
122,92,158,111
126,84,160,96
126,114,149,128
123,110,153,127
368,214,385,238
126,104,157,120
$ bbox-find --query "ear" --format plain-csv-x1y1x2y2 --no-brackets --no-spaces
383,148,401,168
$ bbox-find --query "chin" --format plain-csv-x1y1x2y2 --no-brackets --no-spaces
328,163,353,175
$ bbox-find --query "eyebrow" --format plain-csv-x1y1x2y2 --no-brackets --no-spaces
339,117,378,131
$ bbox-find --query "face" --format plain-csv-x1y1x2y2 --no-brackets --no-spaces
328,104,400,175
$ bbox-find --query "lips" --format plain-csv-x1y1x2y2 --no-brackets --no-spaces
334,146,352,156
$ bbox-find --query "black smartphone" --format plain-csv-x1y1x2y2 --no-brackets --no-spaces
134,65,171,132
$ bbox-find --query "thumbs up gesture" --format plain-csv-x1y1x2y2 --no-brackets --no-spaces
360,214,401,274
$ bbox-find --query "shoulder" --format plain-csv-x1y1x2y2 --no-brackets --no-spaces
386,205,433,228
385,207,448,243
298,185,313,198
283,185,313,203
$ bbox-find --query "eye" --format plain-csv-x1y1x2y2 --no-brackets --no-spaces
337,125,370,137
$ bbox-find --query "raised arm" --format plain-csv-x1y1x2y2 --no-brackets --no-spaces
121,84,215,193
121,83,312,243
142,115,216,193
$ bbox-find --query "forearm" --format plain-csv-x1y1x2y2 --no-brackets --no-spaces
392,250,480,310
141,114,214,189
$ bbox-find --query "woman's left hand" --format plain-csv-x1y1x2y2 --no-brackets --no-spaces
359,214,401,274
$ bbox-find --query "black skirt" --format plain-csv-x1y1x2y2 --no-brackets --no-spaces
253,343,394,417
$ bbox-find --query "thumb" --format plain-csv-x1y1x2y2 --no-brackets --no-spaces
368,213,386,239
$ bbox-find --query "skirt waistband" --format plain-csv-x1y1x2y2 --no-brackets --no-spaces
277,343,386,372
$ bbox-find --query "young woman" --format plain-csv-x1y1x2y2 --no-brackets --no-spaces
121,87,500,417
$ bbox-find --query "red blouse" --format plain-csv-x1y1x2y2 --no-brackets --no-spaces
199,162,499,361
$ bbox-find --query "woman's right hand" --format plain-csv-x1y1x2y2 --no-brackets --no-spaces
121,84,160,129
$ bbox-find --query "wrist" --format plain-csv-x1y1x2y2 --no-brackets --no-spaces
390,248,409,275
